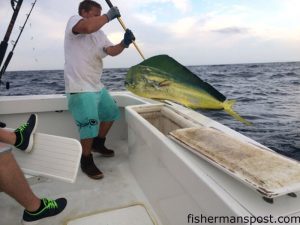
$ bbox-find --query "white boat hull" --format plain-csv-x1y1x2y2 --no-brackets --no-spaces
1,92,300,225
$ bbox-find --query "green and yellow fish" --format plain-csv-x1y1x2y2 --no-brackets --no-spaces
125,54,251,125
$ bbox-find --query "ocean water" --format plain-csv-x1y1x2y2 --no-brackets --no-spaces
1,62,299,160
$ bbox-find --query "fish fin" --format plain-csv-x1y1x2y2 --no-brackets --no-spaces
223,100,252,126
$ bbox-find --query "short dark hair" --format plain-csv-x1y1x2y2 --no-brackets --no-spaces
78,0,102,16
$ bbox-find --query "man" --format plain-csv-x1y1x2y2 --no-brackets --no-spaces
0,114,67,224
64,0,135,179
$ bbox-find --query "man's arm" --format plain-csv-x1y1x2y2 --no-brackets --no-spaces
104,43,125,56
72,16,108,34
72,7,120,34
105,29,136,57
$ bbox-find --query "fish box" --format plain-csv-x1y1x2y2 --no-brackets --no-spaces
126,103,241,225
125,103,300,202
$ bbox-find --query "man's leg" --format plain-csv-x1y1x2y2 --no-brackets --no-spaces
0,114,37,153
80,138,104,179
0,145,67,223
66,93,104,180
0,149,40,212
0,129,16,145
81,138,93,156
92,121,115,157
92,88,120,157
99,121,113,138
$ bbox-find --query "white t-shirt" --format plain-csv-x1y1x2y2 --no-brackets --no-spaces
64,15,113,93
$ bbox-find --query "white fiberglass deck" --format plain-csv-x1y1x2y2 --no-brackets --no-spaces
0,140,158,225
66,204,156,225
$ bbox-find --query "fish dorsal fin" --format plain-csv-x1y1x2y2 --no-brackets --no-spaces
139,55,226,102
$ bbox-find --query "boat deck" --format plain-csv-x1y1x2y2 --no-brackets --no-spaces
1,93,300,225
0,140,158,225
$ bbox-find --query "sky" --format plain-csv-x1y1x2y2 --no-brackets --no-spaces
0,0,300,71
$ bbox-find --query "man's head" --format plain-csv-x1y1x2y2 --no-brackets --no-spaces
78,0,102,18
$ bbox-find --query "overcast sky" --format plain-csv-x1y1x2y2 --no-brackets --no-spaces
1,0,300,71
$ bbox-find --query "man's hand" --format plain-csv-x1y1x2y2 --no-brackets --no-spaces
122,29,135,48
104,6,120,22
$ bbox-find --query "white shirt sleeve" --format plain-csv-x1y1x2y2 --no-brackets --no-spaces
66,15,83,37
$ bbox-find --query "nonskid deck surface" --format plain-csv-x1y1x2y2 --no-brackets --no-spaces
66,204,155,225
0,140,154,225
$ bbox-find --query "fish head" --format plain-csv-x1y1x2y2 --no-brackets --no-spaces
125,65,172,98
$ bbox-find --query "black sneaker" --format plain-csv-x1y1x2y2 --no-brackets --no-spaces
81,154,104,179
22,198,67,225
14,114,38,152
92,137,115,157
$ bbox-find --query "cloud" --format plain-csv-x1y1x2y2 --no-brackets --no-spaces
168,17,198,37
107,32,123,44
169,0,191,13
1,0,300,71
212,27,249,35
140,0,192,13
133,13,157,25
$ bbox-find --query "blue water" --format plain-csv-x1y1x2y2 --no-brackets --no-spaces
1,62,299,160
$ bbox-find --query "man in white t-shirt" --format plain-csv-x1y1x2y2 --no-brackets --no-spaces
64,0,135,179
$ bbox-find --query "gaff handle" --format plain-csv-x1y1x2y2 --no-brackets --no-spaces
105,0,113,8
103,0,146,60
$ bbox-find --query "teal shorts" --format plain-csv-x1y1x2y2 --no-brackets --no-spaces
67,88,120,139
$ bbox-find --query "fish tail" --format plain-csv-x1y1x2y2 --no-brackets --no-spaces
223,100,252,126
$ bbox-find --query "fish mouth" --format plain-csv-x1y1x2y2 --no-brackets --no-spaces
124,80,136,86
124,80,139,90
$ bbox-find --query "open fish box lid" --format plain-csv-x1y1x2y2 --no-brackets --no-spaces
169,127,300,198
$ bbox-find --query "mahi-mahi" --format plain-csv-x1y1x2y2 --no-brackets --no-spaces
125,55,251,125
